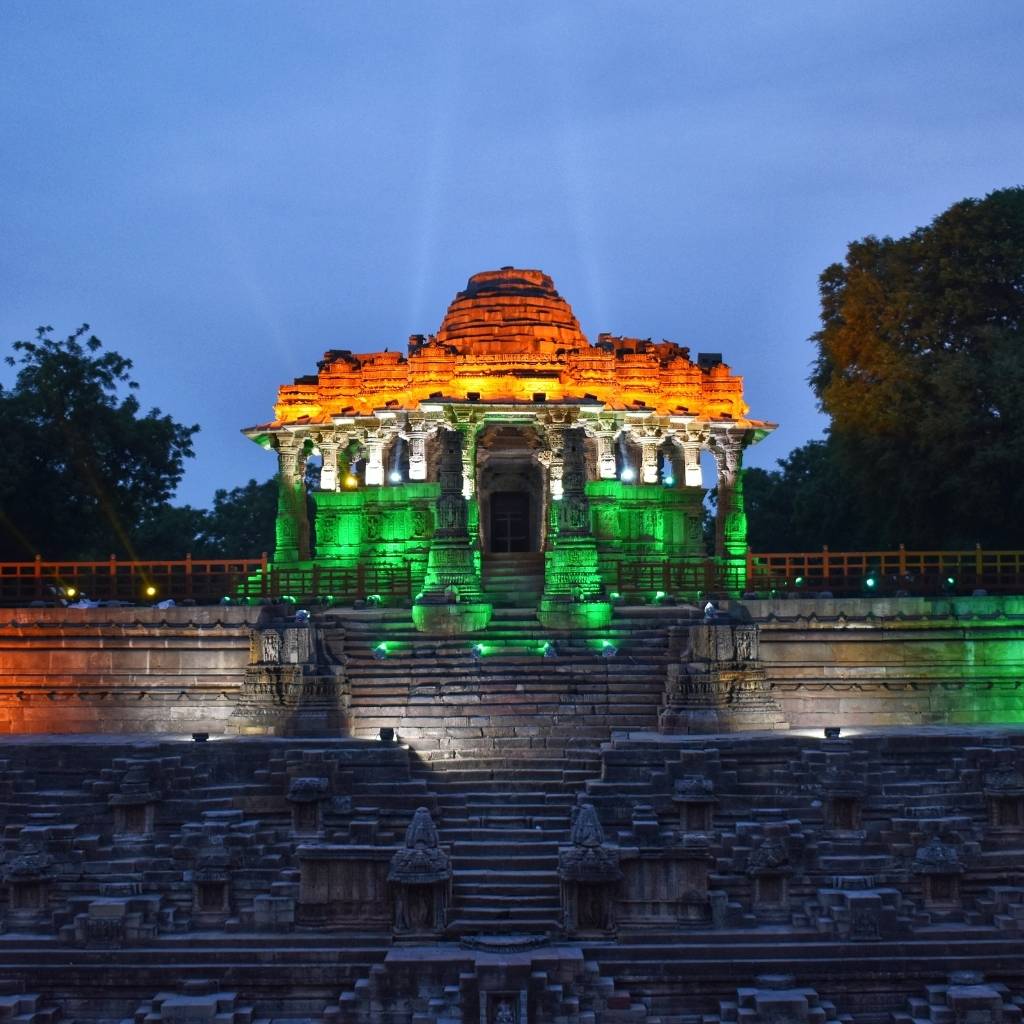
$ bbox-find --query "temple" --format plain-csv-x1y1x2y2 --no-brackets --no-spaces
243,268,774,629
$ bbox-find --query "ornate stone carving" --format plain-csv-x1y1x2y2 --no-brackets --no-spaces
388,807,450,936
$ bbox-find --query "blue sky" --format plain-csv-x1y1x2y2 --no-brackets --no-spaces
2,1,1022,505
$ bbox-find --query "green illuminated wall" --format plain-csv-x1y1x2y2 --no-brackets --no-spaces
586,480,707,594
311,483,441,591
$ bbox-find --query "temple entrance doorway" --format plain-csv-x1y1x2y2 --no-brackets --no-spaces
489,492,531,553
477,425,546,557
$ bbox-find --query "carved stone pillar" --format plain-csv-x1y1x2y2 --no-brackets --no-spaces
274,437,310,563
318,439,340,492
595,430,618,479
364,431,385,486
539,427,611,629
682,434,704,488
638,433,662,484
710,432,747,593
413,428,490,634
407,424,430,482
460,425,478,500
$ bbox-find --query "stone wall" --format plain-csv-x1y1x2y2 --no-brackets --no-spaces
0,607,262,734
741,596,1024,731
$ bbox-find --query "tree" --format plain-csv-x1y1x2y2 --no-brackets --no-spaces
788,187,1024,550
196,478,278,558
0,325,199,560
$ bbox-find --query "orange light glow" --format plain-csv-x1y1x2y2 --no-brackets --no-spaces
264,269,764,428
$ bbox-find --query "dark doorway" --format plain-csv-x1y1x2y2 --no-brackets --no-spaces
489,492,531,552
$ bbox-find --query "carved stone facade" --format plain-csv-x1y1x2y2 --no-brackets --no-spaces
243,268,774,610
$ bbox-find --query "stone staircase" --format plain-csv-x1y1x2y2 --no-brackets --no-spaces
328,606,692,758
481,552,545,607
420,754,594,936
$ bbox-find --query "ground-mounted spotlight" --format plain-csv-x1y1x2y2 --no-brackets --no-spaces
601,640,618,658
471,643,484,661
663,475,675,487
344,474,358,489
65,586,77,599
378,727,395,743
192,732,209,743
372,642,388,660
144,585,157,598
220,595,232,604
294,609,311,622
366,594,382,606
794,576,804,588
542,641,557,658
389,470,402,484
620,467,636,482
824,726,841,740
864,573,878,591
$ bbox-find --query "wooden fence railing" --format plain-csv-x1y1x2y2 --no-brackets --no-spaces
744,545,1024,596
1,547,1021,607
0,555,413,606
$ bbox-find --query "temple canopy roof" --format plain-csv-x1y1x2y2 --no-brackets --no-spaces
436,267,588,356
246,267,774,432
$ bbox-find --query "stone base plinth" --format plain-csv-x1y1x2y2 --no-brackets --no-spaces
659,704,789,734
412,601,492,634
537,597,612,631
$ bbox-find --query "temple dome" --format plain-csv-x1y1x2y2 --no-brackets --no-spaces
435,267,589,355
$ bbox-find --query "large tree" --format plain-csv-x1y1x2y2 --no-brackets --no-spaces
0,325,199,560
752,188,1024,552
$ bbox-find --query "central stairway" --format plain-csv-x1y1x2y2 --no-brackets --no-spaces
481,552,545,607
321,600,701,935
419,754,585,935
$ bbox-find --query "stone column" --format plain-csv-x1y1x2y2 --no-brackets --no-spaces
710,431,747,594
595,429,618,480
682,434,704,488
413,427,490,633
541,427,565,501
364,431,385,486
539,427,610,629
407,423,430,482
638,433,662,484
274,436,310,563
318,439,339,492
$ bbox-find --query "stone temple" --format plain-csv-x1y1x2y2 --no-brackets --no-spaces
242,267,775,626
1,269,1024,1021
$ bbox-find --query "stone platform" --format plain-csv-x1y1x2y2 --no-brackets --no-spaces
0,729,1023,1020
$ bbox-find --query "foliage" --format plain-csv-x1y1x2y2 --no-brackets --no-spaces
753,187,1024,551
0,325,199,560
197,477,278,558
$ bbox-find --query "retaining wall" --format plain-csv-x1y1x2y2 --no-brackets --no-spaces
741,595,1024,730
0,607,263,733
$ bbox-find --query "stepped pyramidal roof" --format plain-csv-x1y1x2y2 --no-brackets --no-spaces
255,267,771,428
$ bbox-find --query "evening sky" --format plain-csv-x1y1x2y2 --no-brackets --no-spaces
2,1,1022,505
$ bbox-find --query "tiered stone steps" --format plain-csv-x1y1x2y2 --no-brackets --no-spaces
328,607,690,758
481,552,545,607
416,754,599,936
